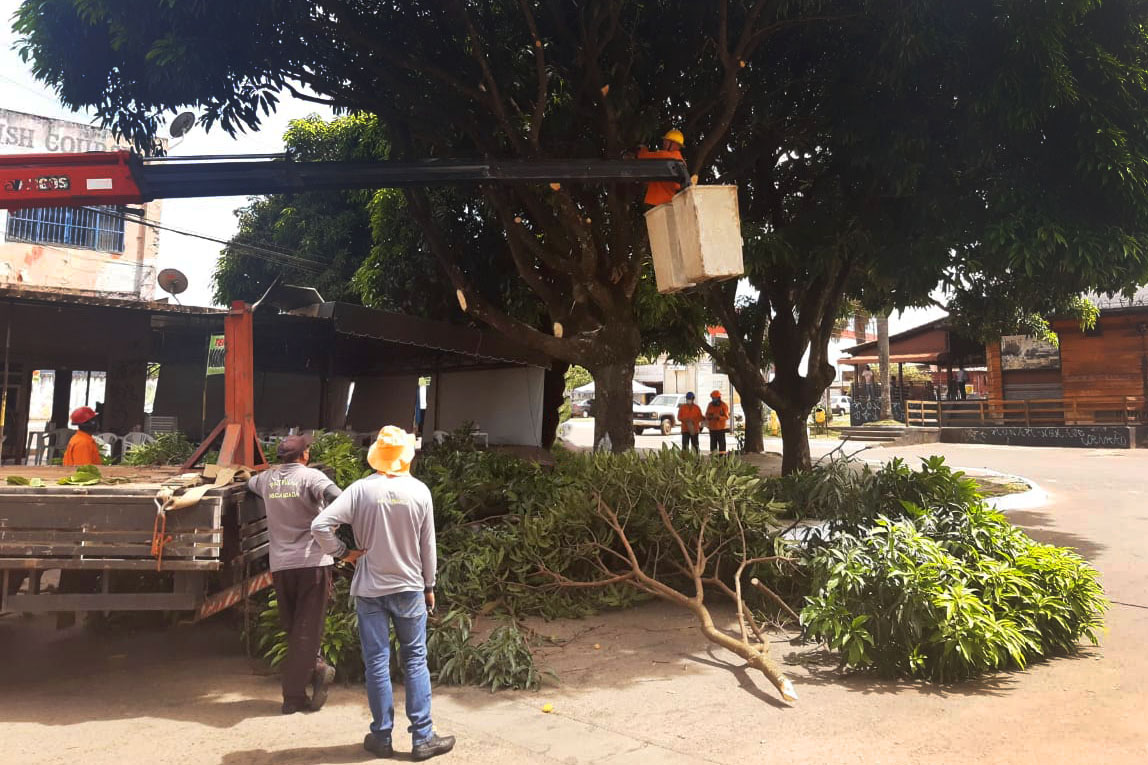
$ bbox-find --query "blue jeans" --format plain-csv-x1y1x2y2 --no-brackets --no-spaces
356,591,433,745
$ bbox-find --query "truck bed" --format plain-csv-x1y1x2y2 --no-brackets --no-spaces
0,466,267,614
0,465,196,492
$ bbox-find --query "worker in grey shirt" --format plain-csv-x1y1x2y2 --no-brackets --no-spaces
311,425,455,761
247,434,344,714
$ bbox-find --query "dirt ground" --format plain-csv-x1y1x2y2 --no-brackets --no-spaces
2,442,1147,764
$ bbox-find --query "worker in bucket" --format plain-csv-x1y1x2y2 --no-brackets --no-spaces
62,406,102,466
635,128,685,206
677,392,704,452
311,426,455,761
247,434,345,715
705,390,732,454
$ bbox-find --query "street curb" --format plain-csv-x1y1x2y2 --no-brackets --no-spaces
976,468,1050,512
857,458,1049,512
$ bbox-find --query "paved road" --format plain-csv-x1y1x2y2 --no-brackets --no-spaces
1,442,1145,764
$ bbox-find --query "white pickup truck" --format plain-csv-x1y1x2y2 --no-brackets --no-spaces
633,393,692,435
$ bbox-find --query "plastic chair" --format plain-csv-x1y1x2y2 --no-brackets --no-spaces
122,431,155,455
94,433,120,459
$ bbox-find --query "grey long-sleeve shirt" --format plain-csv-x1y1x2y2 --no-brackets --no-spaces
247,463,340,572
310,472,437,598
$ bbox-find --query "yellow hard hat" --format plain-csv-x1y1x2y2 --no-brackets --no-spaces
662,128,685,145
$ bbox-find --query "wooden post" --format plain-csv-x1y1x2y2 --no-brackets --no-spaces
182,302,267,470
979,400,985,424
1024,399,1031,426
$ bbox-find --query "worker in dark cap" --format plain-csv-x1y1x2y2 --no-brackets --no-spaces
247,434,348,714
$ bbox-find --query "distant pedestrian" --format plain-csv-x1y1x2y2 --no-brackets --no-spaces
705,390,731,454
955,367,969,401
861,366,875,399
247,434,343,715
311,426,455,761
677,392,703,452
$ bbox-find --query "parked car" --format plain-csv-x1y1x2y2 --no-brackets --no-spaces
570,398,595,417
830,395,852,415
633,393,692,435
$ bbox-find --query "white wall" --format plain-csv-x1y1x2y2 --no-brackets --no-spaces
427,366,545,446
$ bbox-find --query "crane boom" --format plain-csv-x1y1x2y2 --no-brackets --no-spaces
0,150,689,209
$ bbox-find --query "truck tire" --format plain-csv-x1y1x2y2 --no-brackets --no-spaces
660,417,674,435
634,427,645,435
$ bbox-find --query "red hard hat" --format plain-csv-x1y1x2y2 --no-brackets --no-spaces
70,406,97,425
711,390,722,398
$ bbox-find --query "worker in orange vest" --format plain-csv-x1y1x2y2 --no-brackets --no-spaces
63,406,103,466
636,128,686,206
677,392,704,452
704,390,731,454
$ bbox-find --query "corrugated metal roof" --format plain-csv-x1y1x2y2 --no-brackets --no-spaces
1088,286,1148,312
0,287,548,368
0,285,223,315
313,303,550,368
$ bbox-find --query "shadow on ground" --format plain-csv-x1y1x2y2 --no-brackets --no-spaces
1003,509,1106,559
219,743,382,764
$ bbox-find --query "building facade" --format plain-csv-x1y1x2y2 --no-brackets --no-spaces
0,108,161,299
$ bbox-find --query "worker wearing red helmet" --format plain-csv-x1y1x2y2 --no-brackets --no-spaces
636,128,686,206
704,390,731,454
62,406,102,466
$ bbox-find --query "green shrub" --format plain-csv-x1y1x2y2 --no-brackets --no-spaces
799,460,1107,682
123,432,195,466
256,582,545,691
308,431,372,489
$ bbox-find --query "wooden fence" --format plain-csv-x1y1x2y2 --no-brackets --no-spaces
905,397,1146,428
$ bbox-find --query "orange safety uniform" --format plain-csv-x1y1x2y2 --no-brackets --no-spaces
636,147,684,206
705,400,730,432
62,429,102,466
677,402,704,435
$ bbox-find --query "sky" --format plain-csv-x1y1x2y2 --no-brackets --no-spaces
0,2,942,331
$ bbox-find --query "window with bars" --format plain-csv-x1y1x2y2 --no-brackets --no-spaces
5,205,125,253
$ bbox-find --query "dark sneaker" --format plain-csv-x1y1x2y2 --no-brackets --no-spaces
412,733,456,761
310,664,336,711
281,697,310,715
363,733,394,758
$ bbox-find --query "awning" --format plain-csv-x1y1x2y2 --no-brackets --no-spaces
840,353,940,366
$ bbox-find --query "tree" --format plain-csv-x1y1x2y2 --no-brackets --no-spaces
699,0,1148,472
15,0,786,452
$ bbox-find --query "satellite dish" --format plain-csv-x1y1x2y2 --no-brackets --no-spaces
157,268,189,297
169,112,197,139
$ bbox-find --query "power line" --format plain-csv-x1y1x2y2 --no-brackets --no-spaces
81,206,326,273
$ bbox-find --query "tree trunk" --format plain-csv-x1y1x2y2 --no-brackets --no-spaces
778,406,812,474
590,360,636,452
741,397,765,453
540,360,570,449
877,313,892,421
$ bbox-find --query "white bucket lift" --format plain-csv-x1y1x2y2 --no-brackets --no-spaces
646,185,744,293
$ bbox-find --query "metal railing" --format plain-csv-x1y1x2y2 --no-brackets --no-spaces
905,397,1146,428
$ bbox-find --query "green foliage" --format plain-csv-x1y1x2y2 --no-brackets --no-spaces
56,464,101,485
427,609,547,692
307,431,372,490
6,476,46,487
257,580,545,691
123,432,195,466
796,458,1108,682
